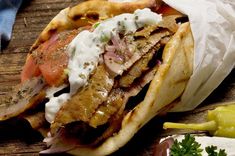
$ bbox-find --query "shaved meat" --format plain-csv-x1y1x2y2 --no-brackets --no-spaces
104,34,136,76
89,89,125,128
104,29,171,75
89,64,159,132
134,15,183,38
124,64,159,99
119,46,159,88
51,65,114,135
91,65,159,145
157,15,183,33
43,22,170,148
134,15,182,38
43,64,159,150
42,16,183,149
119,35,173,88
49,24,174,139
0,77,45,121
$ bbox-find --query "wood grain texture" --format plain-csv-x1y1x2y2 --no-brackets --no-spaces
0,0,234,156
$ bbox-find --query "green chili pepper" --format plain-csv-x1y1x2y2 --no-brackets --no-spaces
163,103,235,138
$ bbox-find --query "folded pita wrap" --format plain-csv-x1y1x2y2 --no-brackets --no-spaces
1,0,234,155
24,5,193,155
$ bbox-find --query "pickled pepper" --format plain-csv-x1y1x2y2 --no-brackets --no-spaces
163,104,235,138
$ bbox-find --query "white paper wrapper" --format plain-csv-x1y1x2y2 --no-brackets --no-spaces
163,0,235,112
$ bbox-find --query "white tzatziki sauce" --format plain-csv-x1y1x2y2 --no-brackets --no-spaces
161,135,235,156
45,8,162,123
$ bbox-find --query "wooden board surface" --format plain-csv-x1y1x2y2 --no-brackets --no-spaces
0,0,234,155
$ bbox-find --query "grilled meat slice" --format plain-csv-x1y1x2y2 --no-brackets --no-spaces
134,15,182,38
103,14,182,77
89,89,125,128
89,63,159,131
104,29,171,76
119,34,172,88
48,15,183,142
51,65,114,135
44,63,160,150
118,45,159,88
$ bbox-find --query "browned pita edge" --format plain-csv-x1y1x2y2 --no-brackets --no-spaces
30,0,162,52
0,77,46,121
65,22,194,156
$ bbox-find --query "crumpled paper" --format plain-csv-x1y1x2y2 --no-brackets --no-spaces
163,0,235,112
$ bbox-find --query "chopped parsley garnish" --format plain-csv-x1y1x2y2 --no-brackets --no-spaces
205,146,227,156
93,22,100,28
100,33,110,42
170,134,203,156
170,134,228,156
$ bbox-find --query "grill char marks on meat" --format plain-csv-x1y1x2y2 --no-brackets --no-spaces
54,63,160,147
119,44,160,88
51,65,114,135
116,15,182,87
88,63,160,145
103,15,182,77
104,29,171,77
88,29,172,131
115,15,181,87
134,15,182,39
89,89,125,128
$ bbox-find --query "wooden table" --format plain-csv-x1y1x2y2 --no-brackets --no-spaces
0,0,234,155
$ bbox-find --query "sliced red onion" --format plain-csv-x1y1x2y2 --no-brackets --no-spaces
43,34,59,50
153,137,174,156
105,45,116,53
111,34,121,49
104,51,123,63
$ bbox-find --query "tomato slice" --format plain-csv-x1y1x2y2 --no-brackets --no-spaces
21,54,41,83
34,30,79,86
21,28,89,86
38,47,69,86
